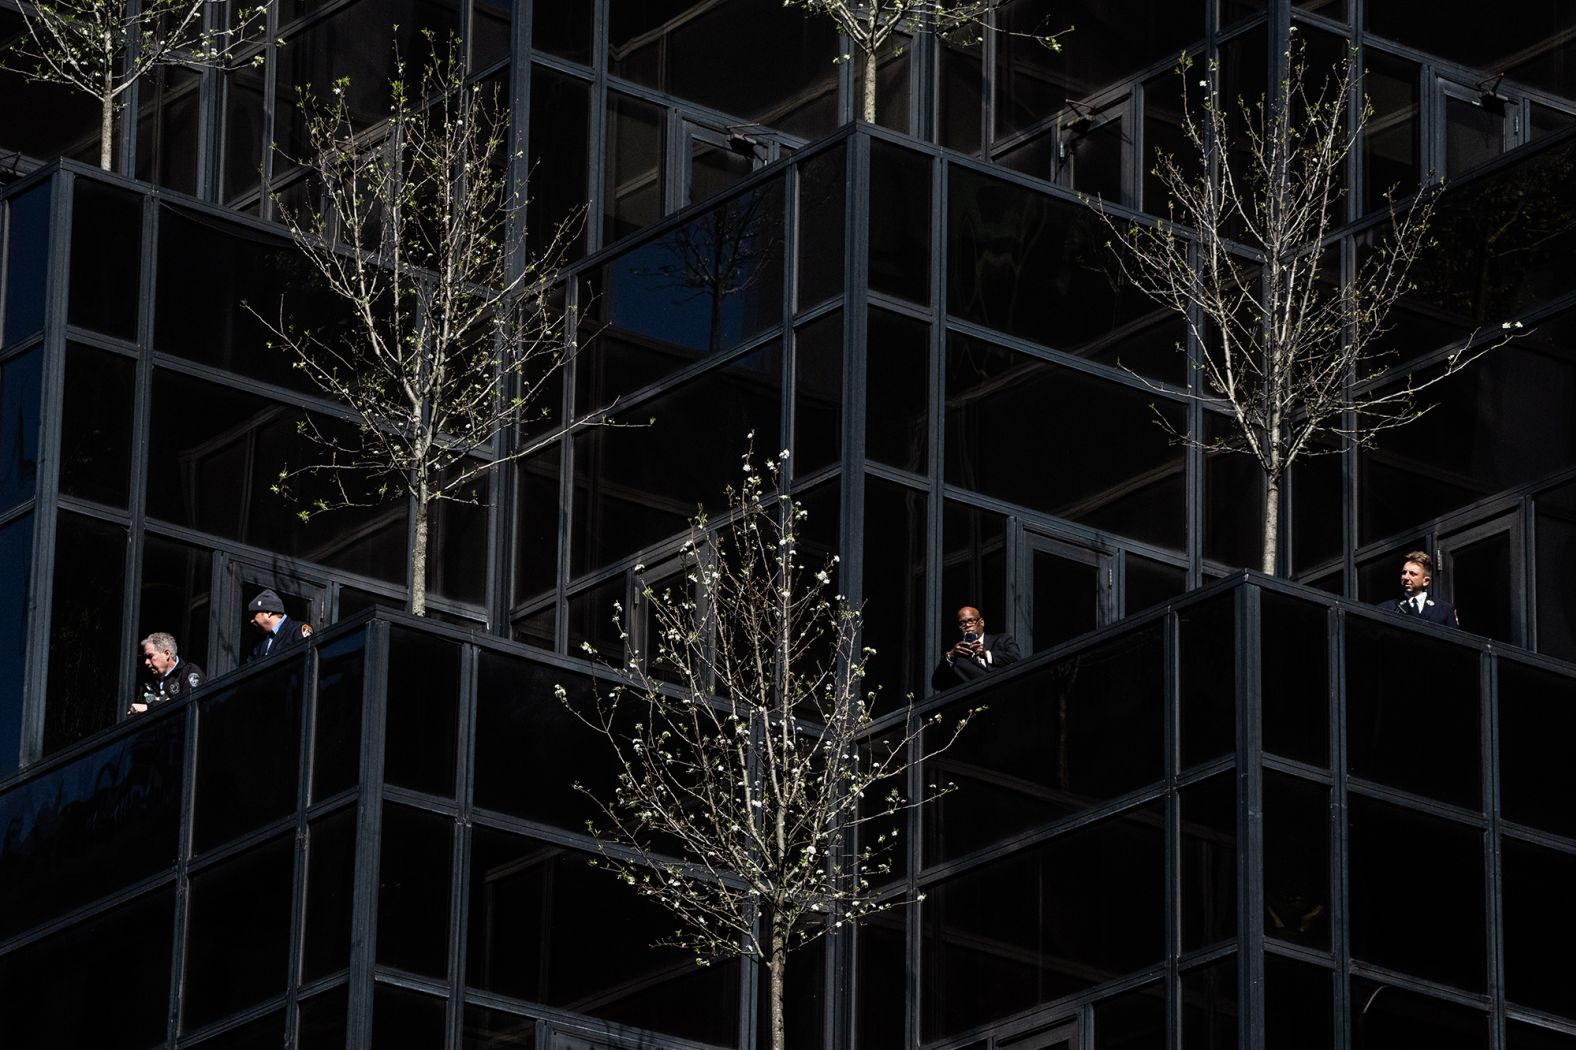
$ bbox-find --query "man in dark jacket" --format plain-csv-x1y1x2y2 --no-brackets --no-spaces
247,588,314,661
130,631,206,714
932,605,1022,690
1378,550,1459,627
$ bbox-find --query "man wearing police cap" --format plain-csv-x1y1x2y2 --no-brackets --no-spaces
246,589,314,662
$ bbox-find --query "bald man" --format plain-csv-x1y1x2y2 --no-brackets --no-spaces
932,605,1021,690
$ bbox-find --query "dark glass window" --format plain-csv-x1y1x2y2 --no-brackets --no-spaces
1261,591,1330,767
1203,413,1264,569
945,336,1186,550
1362,51,1420,213
854,911,906,1050
925,625,1164,863
1179,594,1237,769
1350,977,1488,1050
371,985,448,1047
1503,837,1576,1018
301,807,357,983
4,186,51,346
0,514,31,776
863,476,927,705
1264,772,1330,949
532,0,591,64
527,65,590,260
0,888,175,1049
866,309,929,473
994,0,1206,142
139,534,212,676
0,14,99,168
947,169,1186,385
921,804,1165,1041
44,512,127,754
1366,1,1576,106
135,64,201,195
583,178,785,409
1290,443,1343,574
1142,64,1198,216
188,1011,286,1049
794,311,843,476
869,142,930,305
512,447,562,603
941,501,1007,643
463,1005,537,1050
1181,957,1237,1050
570,350,782,578
1265,955,1333,1050
385,627,460,798
1180,773,1236,951
1092,981,1165,1050
797,144,846,310
474,651,607,829
184,834,295,1032
465,831,742,1046
604,92,665,244
223,59,267,205
470,0,510,68
1028,541,1104,652
1124,553,1186,615
0,714,184,940
938,30,984,155
0,347,42,514
297,985,350,1050
377,803,453,979
1499,659,1576,837
312,631,364,800
608,0,837,141
1508,1020,1576,1050
1347,794,1485,991
566,574,625,663
193,659,304,853
69,180,141,340
1345,617,1481,809
427,478,488,607
1446,96,1505,178
145,369,409,584
59,344,134,506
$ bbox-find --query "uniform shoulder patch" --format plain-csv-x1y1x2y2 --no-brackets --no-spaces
188,671,202,687
299,623,314,638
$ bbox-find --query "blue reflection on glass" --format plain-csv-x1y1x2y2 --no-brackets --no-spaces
0,514,32,777
4,185,52,346
0,348,42,516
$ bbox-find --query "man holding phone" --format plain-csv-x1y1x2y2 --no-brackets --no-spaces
932,605,1021,690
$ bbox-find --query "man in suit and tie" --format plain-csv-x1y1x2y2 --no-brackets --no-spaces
1380,551,1459,627
246,589,314,661
932,605,1022,689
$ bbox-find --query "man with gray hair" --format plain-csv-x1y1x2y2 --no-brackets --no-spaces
130,632,206,714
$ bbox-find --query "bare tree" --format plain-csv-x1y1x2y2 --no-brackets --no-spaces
1088,38,1522,574
6,0,267,170
786,0,1068,123
251,36,590,616
568,447,978,1050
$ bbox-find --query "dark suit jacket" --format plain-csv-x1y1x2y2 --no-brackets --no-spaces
932,632,1022,690
249,615,312,661
1378,595,1459,627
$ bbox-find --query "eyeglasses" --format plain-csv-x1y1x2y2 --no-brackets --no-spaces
957,616,982,626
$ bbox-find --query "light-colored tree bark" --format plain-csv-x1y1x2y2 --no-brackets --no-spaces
250,36,593,616
6,0,267,170
1088,39,1522,575
568,449,978,1050
786,0,1068,123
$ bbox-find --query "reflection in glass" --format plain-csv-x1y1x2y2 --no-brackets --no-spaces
312,631,364,800
794,312,843,475
1180,773,1236,951
69,180,141,339
863,476,928,705
1264,772,1329,949
377,804,452,979
1350,976,1488,1050
193,659,303,853
866,309,929,472
1178,594,1236,768
1261,591,1329,767
1264,954,1333,1050
527,65,590,260
604,92,665,244
925,625,1164,863
0,515,31,776
135,64,201,195
0,348,42,515
869,142,930,305
301,807,356,983
385,628,460,798
1503,837,1576,1018
4,186,51,346
44,513,127,755
184,834,295,1032
1498,659,1576,838
512,446,562,603
1345,617,1481,808
796,144,846,310
1348,794,1484,992
1180,956,1237,1050
60,345,134,507
1446,96,1504,177
921,804,1165,1041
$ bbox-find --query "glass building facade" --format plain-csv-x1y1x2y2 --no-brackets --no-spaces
3,0,1576,1046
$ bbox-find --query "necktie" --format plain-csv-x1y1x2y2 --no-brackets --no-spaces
1412,598,1423,614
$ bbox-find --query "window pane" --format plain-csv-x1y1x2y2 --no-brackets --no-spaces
4,186,51,346
1366,1,1576,107
1124,553,1185,615
1445,95,1504,178
1261,591,1330,767
135,64,201,195
297,985,349,1050
797,144,846,310
925,624,1164,863
385,628,460,798
863,476,927,706
44,512,127,755
0,347,42,515
312,632,365,801
921,804,1165,1041
1030,545,1100,652
371,986,447,1047
945,335,1186,549
941,501,1007,645
527,65,590,260
1498,658,1576,838
1093,981,1165,1050
300,807,356,983
60,345,134,507
1349,977,1487,1050
512,447,561,603
1264,772,1330,950
0,515,32,776
193,659,304,853
68,180,141,340
603,92,665,244
377,804,452,979
1345,617,1481,808
794,311,842,475
532,0,590,64
184,835,295,1032
1179,594,1236,768
1538,476,1576,661
869,142,930,305
1265,955,1333,1050
1503,837,1576,1018
463,1005,536,1050
866,309,928,473
1348,795,1485,991
1181,957,1237,1050
1180,773,1236,951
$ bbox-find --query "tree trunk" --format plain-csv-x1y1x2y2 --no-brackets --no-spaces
1262,474,1281,576
410,494,429,616
769,936,787,1050
861,48,877,124
100,67,114,170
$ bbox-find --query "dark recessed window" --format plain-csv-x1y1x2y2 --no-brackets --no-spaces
462,1005,537,1050
854,912,906,1050
528,65,590,260
1264,772,1330,950
377,804,453,979
1503,837,1576,1018
68,180,141,340
1507,1020,1576,1050
184,834,295,1033
297,985,349,1050
312,631,365,801
1350,976,1488,1050
603,92,666,244
1202,414,1264,569
4,186,51,347
797,144,846,311
139,533,213,674
531,0,591,64
301,807,357,983
863,476,928,706
1181,956,1238,1050
385,628,461,798
371,985,448,1048
940,501,1007,644
1179,594,1237,769
0,347,43,515
512,447,562,604
1498,658,1576,837
59,344,134,507
1345,617,1481,809
187,1010,286,1049
1261,591,1330,767
869,142,930,305
866,309,929,473
1265,954,1333,1050
135,64,201,195
1347,794,1484,991
1124,553,1186,616
1180,773,1237,951
1092,981,1166,1050
44,512,127,755
192,659,304,853
794,311,843,476
0,515,32,776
